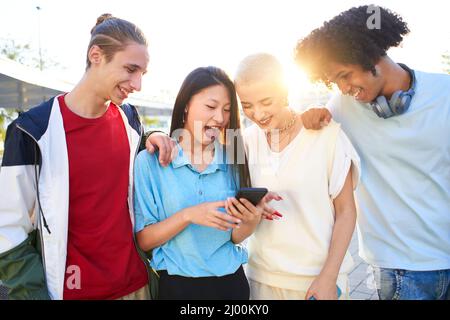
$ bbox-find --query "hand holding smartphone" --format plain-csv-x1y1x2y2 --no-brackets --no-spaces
235,187,268,206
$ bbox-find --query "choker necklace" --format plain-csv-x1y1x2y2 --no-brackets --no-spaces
266,109,298,142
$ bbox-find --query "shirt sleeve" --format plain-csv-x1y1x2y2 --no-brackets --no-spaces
133,151,161,233
329,129,361,199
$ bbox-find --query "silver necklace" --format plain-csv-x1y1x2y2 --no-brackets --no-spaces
266,109,298,142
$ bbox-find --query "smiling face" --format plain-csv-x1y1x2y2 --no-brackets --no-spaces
236,80,288,130
91,42,149,105
184,84,231,148
325,62,385,103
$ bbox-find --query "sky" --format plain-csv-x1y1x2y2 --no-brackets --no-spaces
1,0,449,103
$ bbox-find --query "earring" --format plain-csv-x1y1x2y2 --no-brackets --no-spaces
372,65,379,77
182,108,187,123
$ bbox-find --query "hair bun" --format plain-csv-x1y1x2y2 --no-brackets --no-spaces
91,13,114,34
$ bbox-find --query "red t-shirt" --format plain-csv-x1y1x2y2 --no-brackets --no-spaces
59,95,148,300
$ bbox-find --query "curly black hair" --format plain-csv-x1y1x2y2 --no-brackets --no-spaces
294,5,410,86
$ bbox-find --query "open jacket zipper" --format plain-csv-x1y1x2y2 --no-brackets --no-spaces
15,123,49,286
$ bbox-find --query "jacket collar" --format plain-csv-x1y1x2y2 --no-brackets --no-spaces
15,97,55,141
15,95,142,141
172,140,227,174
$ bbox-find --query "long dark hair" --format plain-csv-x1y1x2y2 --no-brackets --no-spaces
170,66,251,188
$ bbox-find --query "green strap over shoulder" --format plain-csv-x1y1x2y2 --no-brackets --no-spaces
0,230,50,300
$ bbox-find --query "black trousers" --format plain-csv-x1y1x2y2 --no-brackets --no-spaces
158,266,250,300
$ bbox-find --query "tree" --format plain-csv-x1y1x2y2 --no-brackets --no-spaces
1,39,31,64
142,115,160,129
0,109,19,157
0,38,60,70
0,38,64,155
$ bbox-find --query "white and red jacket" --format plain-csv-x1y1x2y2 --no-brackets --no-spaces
0,95,143,299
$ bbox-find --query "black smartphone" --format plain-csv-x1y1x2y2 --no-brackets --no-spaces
235,187,268,206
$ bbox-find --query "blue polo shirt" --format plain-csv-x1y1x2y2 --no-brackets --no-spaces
133,143,248,277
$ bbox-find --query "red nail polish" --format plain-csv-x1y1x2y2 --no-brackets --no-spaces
273,211,283,217
266,217,273,221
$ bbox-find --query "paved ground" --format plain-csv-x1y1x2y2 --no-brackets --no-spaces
348,232,379,300
0,281,7,300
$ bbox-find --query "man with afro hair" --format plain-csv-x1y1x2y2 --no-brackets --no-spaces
296,5,450,300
